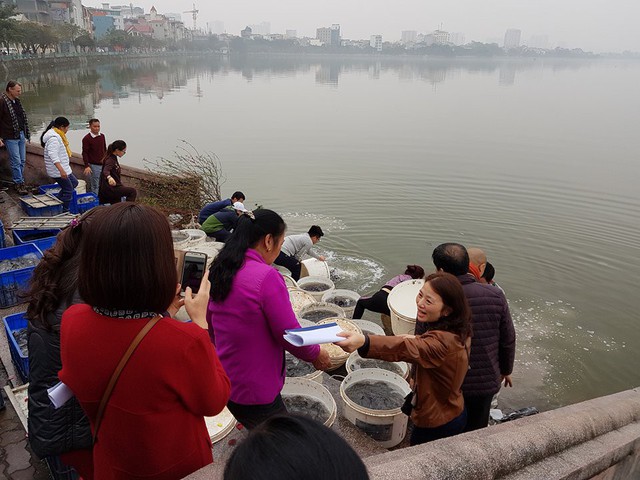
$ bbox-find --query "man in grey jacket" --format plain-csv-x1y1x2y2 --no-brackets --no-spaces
274,225,326,280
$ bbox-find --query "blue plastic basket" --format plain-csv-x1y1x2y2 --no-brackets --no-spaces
2,312,29,382
0,243,43,308
70,192,99,215
12,229,60,253
20,195,64,217
0,218,5,248
38,183,61,195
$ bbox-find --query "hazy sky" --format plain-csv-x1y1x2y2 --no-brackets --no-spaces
96,0,639,52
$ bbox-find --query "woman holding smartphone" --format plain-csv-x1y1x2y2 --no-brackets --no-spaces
207,209,332,429
337,271,472,445
59,203,230,479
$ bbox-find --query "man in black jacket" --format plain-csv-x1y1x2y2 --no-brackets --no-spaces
417,243,516,431
0,81,30,194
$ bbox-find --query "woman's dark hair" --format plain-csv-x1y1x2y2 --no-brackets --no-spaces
26,208,101,331
482,262,495,283
209,209,286,302
224,415,369,480
40,116,70,147
78,203,177,313
404,264,424,279
424,271,472,343
101,140,127,164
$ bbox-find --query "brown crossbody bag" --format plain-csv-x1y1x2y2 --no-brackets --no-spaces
92,315,162,443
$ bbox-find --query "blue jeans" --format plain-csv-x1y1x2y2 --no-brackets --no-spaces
88,163,101,193
5,131,26,184
54,174,78,211
410,408,467,445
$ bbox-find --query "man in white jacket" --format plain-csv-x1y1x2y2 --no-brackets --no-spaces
274,225,325,280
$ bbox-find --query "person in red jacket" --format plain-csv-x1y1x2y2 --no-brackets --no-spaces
59,203,230,480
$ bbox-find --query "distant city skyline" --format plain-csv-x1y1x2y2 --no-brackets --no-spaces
88,0,640,52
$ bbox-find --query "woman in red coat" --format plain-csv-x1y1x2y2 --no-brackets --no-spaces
59,203,230,480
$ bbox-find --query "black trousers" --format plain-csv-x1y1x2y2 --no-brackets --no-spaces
410,408,467,445
463,393,493,432
352,290,390,319
273,252,302,280
227,394,288,430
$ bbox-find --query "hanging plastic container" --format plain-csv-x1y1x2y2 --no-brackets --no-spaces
340,368,411,448
316,318,362,370
346,351,410,380
321,289,361,318
300,258,330,279
204,407,237,443
288,288,317,314
351,319,385,337
298,302,346,323
297,276,335,302
282,377,337,427
387,279,424,335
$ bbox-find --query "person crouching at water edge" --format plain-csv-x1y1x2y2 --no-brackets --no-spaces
98,140,137,204
273,225,326,281
41,116,78,212
201,201,248,242
207,209,332,429
337,271,472,445
59,203,230,480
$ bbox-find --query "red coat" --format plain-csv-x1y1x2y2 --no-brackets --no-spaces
59,304,230,480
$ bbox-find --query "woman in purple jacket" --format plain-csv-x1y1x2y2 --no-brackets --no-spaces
352,264,425,321
207,209,331,429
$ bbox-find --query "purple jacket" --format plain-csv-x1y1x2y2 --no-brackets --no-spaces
416,274,516,397
207,249,320,405
383,274,412,289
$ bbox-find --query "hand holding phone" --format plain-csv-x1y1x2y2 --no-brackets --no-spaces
181,252,208,295
185,268,211,329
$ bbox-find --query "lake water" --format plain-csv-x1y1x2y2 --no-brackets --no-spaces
15,55,640,412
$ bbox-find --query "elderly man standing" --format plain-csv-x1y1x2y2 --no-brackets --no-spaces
417,243,516,432
0,81,30,195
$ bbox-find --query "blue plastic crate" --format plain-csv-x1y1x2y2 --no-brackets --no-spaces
20,195,64,217
0,243,43,308
38,183,61,195
70,192,99,215
3,312,29,382
12,229,60,253
0,218,5,248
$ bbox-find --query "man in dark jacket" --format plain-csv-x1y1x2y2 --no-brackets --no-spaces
0,81,30,194
417,243,516,431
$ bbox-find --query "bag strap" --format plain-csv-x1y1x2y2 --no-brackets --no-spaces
93,315,162,443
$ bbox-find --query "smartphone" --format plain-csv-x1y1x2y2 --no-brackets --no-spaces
180,251,207,295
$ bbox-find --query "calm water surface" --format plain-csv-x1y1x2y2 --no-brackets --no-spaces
16,55,640,412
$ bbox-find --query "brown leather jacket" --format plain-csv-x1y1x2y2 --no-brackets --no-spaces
366,330,470,428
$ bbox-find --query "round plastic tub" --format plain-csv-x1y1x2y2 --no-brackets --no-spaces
387,279,424,335
282,377,337,427
297,276,335,301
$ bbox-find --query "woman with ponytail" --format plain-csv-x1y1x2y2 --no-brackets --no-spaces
98,140,137,204
208,209,331,429
26,208,100,479
41,116,78,212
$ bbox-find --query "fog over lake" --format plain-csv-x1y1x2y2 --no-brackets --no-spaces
21,55,640,411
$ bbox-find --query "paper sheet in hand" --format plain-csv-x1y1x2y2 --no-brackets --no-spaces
48,381,74,409
283,322,343,347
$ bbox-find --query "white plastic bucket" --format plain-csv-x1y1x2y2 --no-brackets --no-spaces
351,319,385,336
205,407,237,443
75,179,86,194
285,352,323,384
297,276,335,301
321,289,361,318
281,273,299,289
300,258,330,279
282,377,337,427
387,279,424,335
346,351,410,380
298,302,346,323
288,288,317,314
317,318,362,370
172,230,190,250
187,242,224,268
340,368,411,448
181,229,207,247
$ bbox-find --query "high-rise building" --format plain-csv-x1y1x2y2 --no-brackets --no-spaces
401,30,417,44
504,29,522,49
370,35,382,51
317,24,340,46
330,24,341,46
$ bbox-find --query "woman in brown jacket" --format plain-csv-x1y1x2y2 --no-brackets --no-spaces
337,271,472,445
98,140,137,204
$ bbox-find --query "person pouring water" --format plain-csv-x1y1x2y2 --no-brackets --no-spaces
273,225,326,281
